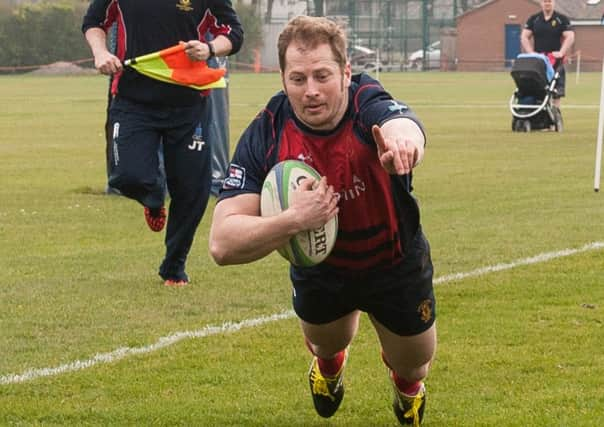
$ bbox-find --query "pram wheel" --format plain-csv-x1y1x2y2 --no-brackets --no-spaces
522,120,531,132
513,119,531,132
512,118,532,132
553,107,563,132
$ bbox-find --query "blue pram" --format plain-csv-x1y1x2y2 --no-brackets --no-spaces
509,53,563,132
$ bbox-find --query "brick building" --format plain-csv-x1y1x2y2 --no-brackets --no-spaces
453,0,604,71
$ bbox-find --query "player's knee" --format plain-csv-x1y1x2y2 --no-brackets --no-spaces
392,361,432,383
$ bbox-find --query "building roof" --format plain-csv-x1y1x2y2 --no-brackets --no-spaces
461,0,604,20
555,0,604,20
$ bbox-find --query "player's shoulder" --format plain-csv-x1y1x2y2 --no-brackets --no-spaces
351,72,385,92
350,72,390,105
241,90,292,148
250,91,290,127
265,90,289,112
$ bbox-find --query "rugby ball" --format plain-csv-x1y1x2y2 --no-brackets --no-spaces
260,160,338,267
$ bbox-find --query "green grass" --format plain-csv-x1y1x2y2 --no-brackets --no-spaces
1,71,603,426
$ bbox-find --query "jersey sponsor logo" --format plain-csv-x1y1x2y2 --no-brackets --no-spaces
223,164,246,189
338,174,366,202
188,124,205,151
176,0,193,12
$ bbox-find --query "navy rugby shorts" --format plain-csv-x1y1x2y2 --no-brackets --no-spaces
291,230,435,337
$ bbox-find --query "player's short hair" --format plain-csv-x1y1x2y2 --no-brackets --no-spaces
277,15,347,72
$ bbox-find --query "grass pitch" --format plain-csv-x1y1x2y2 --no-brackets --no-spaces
1,71,603,426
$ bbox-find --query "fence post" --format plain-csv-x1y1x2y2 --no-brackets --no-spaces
594,56,604,192
253,49,261,73
575,50,581,85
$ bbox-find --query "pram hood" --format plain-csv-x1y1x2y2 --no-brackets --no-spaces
515,53,555,81
510,53,556,98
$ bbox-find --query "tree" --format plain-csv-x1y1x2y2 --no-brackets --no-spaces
0,1,90,68
230,3,263,69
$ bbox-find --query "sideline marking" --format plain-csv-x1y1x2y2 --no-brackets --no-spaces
2,241,603,386
435,241,603,284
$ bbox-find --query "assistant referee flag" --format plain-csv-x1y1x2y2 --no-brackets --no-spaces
124,43,226,90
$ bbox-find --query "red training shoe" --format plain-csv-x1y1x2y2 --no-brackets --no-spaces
144,206,166,232
164,279,188,288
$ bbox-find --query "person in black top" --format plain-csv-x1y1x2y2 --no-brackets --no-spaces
521,0,574,108
82,0,243,287
210,16,434,426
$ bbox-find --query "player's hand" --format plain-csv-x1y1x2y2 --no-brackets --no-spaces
372,124,419,175
551,51,564,59
94,51,122,75
289,177,339,230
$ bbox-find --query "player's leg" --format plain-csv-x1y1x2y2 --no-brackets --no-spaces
301,312,360,418
373,320,436,385
365,229,436,425
159,98,211,285
107,97,166,217
292,272,359,418
301,311,360,358
372,318,436,425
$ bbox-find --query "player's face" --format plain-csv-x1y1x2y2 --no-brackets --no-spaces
282,42,352,131
541,0,554,13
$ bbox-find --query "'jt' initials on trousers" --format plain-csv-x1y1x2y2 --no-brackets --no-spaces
188,140,205,151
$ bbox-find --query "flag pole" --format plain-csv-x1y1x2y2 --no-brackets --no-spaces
124,43,185,67
594,56,604,192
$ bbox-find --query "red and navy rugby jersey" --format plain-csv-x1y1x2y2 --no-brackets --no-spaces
82,0,243,107
219,73,426,273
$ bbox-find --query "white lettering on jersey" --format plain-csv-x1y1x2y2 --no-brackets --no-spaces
338,174,366,202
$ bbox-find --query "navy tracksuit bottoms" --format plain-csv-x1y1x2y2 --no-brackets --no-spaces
108,95,211,282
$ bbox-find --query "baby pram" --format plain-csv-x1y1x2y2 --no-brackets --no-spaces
509,53,563,132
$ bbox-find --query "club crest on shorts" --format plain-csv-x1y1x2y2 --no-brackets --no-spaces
417,299,433,323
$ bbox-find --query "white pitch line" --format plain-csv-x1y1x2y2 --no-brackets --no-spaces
434,241,604,285
0,310,296,386
2,241,603,386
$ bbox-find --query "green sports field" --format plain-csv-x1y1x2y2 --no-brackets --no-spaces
1,71,603,426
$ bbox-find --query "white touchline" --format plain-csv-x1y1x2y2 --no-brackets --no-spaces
0,311,297,386
434,241,604,285
2,241,603,386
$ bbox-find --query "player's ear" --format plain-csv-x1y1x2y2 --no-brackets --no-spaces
343,62,352,88
280,71,287,95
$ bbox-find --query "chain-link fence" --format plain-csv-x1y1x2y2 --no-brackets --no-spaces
255,0,484,71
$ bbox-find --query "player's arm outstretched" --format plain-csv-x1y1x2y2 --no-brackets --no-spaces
372,118,425,175
209,177,338,265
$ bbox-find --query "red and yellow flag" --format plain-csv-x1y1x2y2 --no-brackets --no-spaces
124,43,226,90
